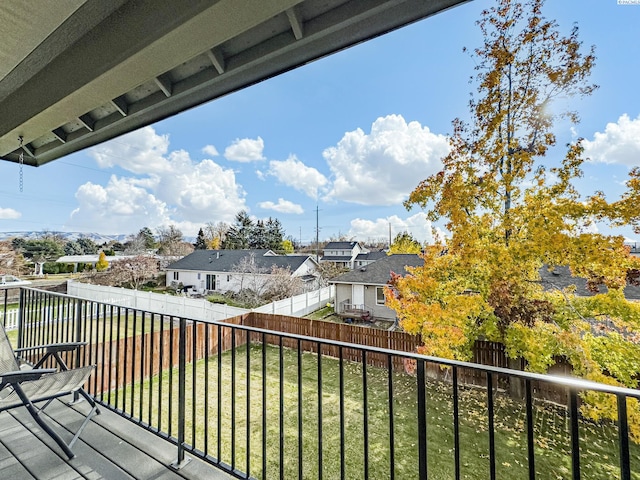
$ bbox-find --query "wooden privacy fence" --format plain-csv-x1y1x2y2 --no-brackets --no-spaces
37,311,573,403
237,312,575,404
75,316,247,395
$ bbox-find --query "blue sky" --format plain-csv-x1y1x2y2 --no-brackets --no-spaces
1,0,639,244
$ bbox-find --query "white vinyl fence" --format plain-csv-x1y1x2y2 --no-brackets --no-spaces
253,286,334,316
2,308,19,331
2,304,75,332
66,281,334,322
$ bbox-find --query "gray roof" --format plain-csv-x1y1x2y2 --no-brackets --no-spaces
321,256,353,262
355,251,387,261
330,254,423,285
324,241,359,250
167,250,312,274
539,265,640,300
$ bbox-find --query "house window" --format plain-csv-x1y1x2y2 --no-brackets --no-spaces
227,275,231,282
376,287,385,305
173,271,179,281
197,273,201,280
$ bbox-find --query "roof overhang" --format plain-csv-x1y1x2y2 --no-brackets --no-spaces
0,0,468,167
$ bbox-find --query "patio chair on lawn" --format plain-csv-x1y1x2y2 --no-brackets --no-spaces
0,322,100,459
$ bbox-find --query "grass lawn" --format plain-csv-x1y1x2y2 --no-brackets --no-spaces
113,343,640,480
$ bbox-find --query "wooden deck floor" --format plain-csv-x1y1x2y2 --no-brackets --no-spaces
0,396,234,480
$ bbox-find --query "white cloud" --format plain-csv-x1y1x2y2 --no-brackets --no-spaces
202,145,220,157
89,126,171,174
70,176,172,234
266,155,328,198
224,137,265,162
347,212,438,244
0,207,21,219
258,198,304,214
69,127,247,235
583,114,640,165
323,114,450,205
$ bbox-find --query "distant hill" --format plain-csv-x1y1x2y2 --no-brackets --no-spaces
0,231,130,244
0,231,196,244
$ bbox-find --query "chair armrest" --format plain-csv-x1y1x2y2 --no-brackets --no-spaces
15,342,87,355
0,368,57,384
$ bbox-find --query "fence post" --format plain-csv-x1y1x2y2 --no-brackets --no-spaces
2,288,7,328
171,317,191,469
17,288,25,350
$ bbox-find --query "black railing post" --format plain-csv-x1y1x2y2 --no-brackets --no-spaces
617,394,631,480
171,317,190,469
569,388,581,480
416,359,428,480
525,379,536,480
74,299,83,367
70,299,84,403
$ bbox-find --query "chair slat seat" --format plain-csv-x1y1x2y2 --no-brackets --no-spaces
0,319,99,459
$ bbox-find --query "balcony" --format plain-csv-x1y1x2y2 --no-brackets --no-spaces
2,286,640,479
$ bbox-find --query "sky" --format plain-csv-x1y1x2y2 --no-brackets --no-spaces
0,0,639,245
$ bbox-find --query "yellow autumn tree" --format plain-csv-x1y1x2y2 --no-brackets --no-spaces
96,251,109,272
388,231,422,254
388,0,640,437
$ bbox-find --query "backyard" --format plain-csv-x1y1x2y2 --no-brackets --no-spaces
114,342,639,480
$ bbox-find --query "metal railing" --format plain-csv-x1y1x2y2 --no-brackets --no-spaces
10,287,640,479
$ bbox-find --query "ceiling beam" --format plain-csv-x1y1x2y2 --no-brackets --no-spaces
78,114,95,132
286,7,304,40
110,96,129,116
154,74,173,97
206,48,226,75
52,127,67,143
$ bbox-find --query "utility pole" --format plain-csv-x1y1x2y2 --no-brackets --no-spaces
315,205,320,263
388,221,392,249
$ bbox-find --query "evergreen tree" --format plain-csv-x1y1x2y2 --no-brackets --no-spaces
223,211,254,249
64,241,83,255
265,217,284,250
77,237,99,254
194,228,207,250
249,220,268,249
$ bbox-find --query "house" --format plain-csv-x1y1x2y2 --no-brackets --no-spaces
320,241,367,269
165,249,319,294
330,254,423,322
354,250,387,268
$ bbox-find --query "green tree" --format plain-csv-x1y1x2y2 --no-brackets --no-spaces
64,240,83,255
265,217,284,250
388,231,422,254
77,237,99,254
388,0,640,438
223,211,254,249
138,227,157,249
194,228,207,250
249,220,268,249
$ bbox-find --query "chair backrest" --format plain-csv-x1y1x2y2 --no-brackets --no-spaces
0,322,19,374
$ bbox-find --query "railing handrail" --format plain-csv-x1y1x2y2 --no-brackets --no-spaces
215,320,640,399
16,286,640,399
